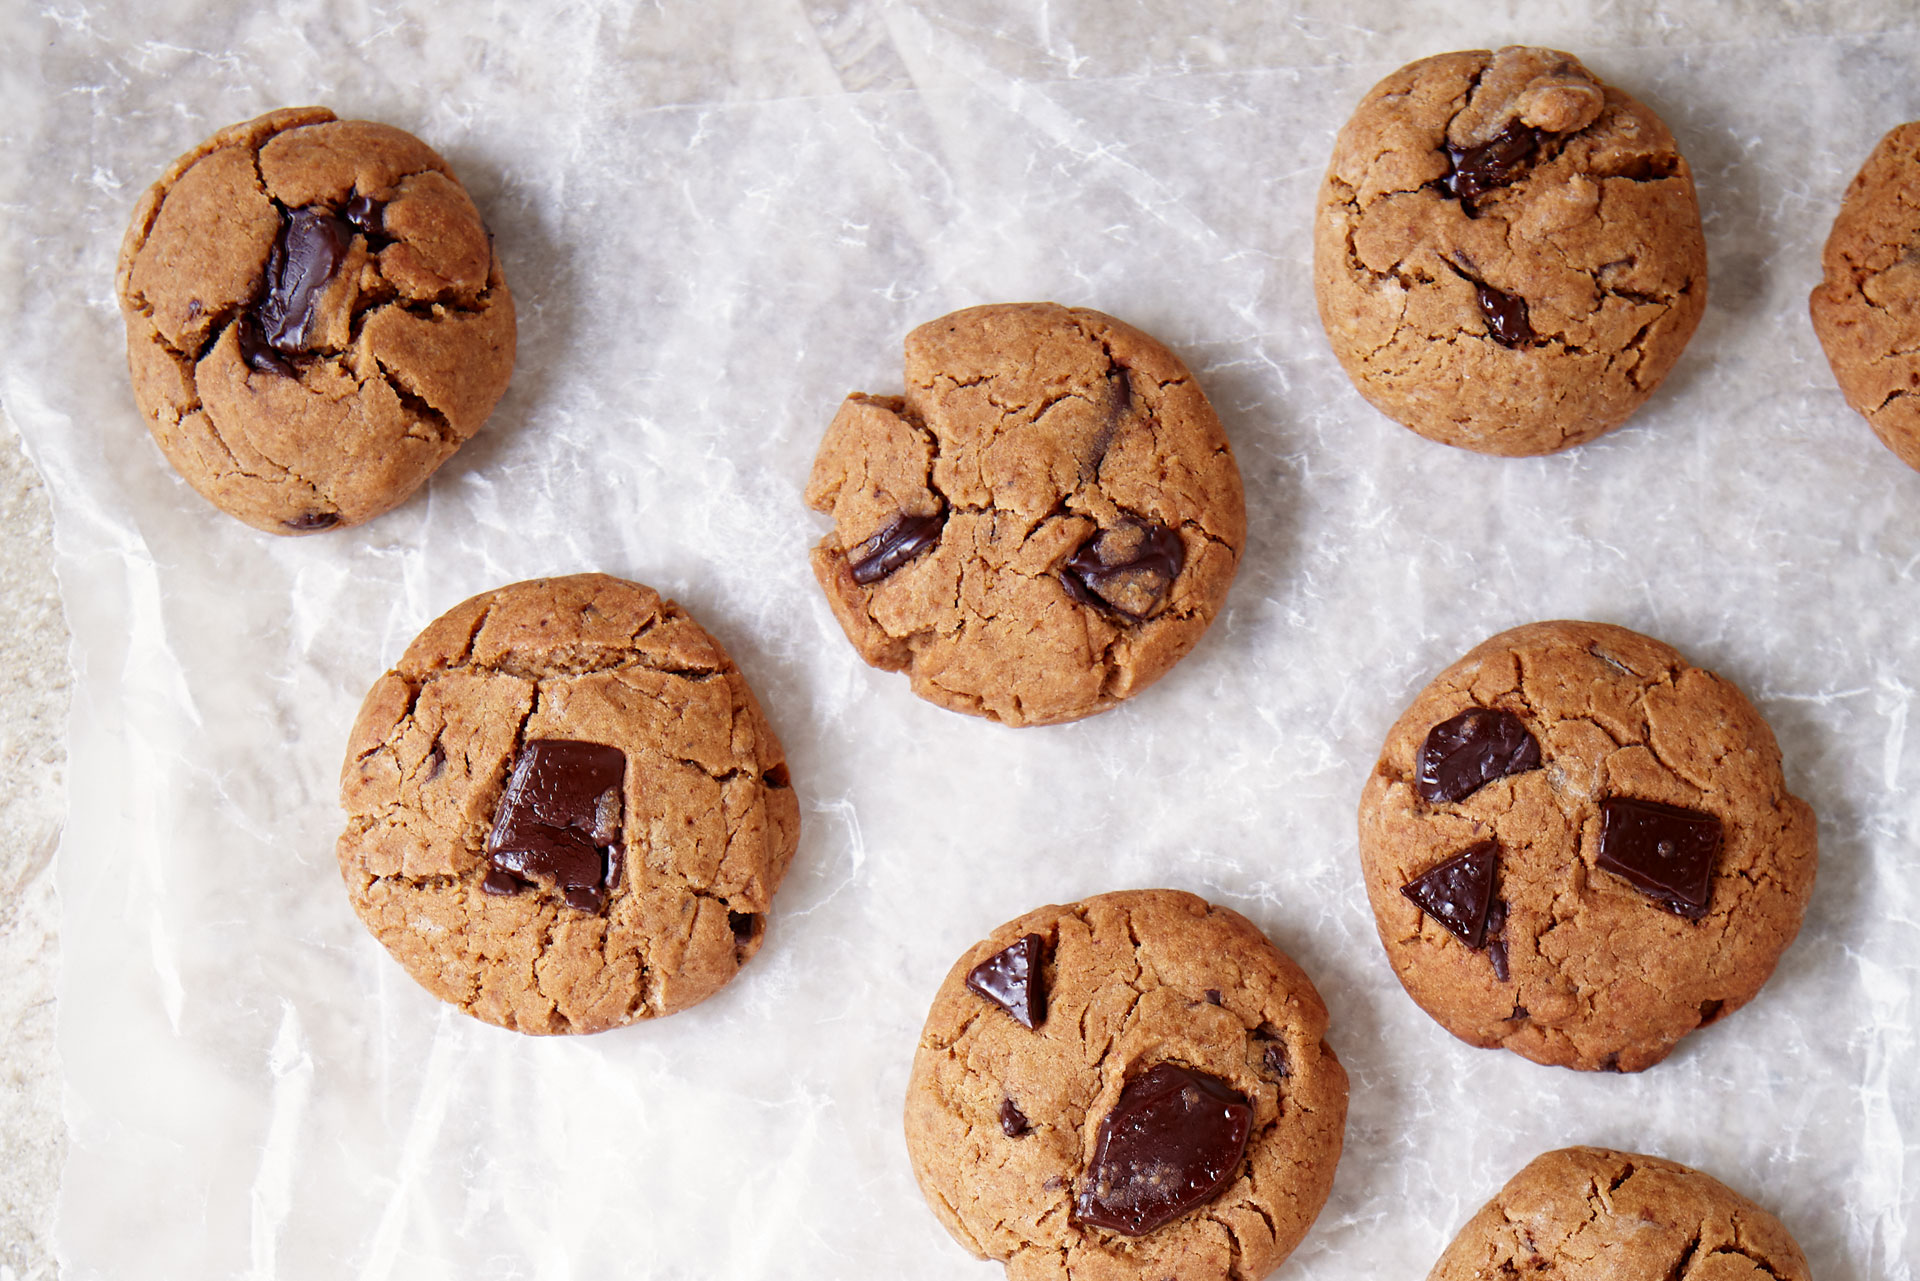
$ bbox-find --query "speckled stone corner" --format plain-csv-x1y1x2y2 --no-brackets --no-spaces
336,574,799,1035
1358,621,1816,1073
1314,46,1707,456
1810,122,1920,471
116,107,515,534
1430,1147,1811,1281
805,302,1246,727
904,889,1348,1281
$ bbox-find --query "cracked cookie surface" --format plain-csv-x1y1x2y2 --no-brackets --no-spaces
1358,621,1816,1073
904,889,1347,1281
116,107,515,534
336,574,799,1034
805,303,1245,727
1430,1147,1810,1281
1313,47,1707,456
1810,122,1920,471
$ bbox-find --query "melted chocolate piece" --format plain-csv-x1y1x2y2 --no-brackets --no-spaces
1074,1064,1252,1236
282,511,339,532
849,511,944,585
343,193,385,237
1401,841,1499,950
1475,281,1536,347
1061,520,1186,620
965,933,1047,1029
251,207,355,366
237,317,295,376
484,740,625,912
999,1099,1031,1137
1597,797,1721,920
1446,120,1544,200
1416,708,1541,804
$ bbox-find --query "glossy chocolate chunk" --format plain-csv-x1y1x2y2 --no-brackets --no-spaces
965,933,1047,1029
1074,1063,1252,1236
1061,519,1186,620
1475,281,1536,347
1446,119,1543,200
999,1099,1031,1137
849,511,944,585
1416,707,1541,804
484,739,625,913
251,207,355,364
343,193,385,237
1401,841,1499,949
1597,797,1720,920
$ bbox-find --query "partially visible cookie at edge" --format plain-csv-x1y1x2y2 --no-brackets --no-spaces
1810,122,1920,470
1429,1147,1811,1281
905,889,1348,1281
336,574,799,1034
1314,46,1707,456
116,107,515,534
1358,620,1816,1072
806,302,1246,727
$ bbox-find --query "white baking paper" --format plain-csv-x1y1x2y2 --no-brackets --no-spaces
2,2,1915,1277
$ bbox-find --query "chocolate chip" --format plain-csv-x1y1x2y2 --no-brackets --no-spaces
1599,1052,1623,1073
1475,281,1536,347
1484,898,1511,982
1596,797,1721,920
343,193,386,237
1697,999,1725,1025
281,511,340,532
728,911,759,947
1507,1004,1530,1021
251,207,355,366
965,933,1047,1029
484,740,625,913
999,1098,1030,1137
1262,1040,1290,1079
1061,519,1186,620
237,317,295,376
1074,1063,1252,1236
1204,989,1222,1006
1416,708,1541,804
848,510,944,585
1446,119,1544,200
1401,841,1499,950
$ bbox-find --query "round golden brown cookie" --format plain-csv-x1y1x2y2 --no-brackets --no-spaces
1358,621,1817,1072
1810,122,1920,471
1313,47,1707,456
1430,1147,1811,1281
116,107,515,534
805,302,1245,727
904,889,1347,1281
336,574,799,1034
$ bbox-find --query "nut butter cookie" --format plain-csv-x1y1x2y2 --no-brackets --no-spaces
116,107,514,533
1357,621,1816,1072
904,889,1347,1281
805,302,1246,727
337,574,799,1034
1314,47,1707,455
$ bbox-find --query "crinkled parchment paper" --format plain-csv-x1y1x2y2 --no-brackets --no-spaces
1,2,1915,1277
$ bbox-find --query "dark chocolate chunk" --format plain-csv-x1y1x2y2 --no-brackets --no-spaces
1401,841,1499,949
999,1098,1031,1137
252,206,355,362
728,911,759,947
965,933,1047,1030
282,511,339,532
1446,119,1544,200
1416,707,1541,804
1474,281,1536,347
1484,897,1512,982
1061,519,1186,620
484,739,625,913
1204,988,1222,1006
1597,797,1721,920
1074,1063,1252,1236
1255,1032,1290,1079
849,511,944,585
237,317,295,375
343,193,385,237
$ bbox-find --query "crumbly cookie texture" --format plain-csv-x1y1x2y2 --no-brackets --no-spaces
904,889,1347,1281
336,574,799,1034
805,302,1245,727
1314,47,1707,456
1430,1147,1811,1281
1810,122,1920,471
1358,621,1816,1073
116,107,515,534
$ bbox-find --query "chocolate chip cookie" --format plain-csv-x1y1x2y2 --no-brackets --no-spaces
805,303,1246,727
336,574,799,1034
1357,621,1816,1072
1314,47,1707,456
1430,1147,1811,1281
1810,122,1920,471
116,107,514,534
904,890,1347,1281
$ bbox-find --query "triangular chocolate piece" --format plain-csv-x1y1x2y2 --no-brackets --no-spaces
965,933,1047,1029
1401,841,1499,949
1597,797,1720,920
